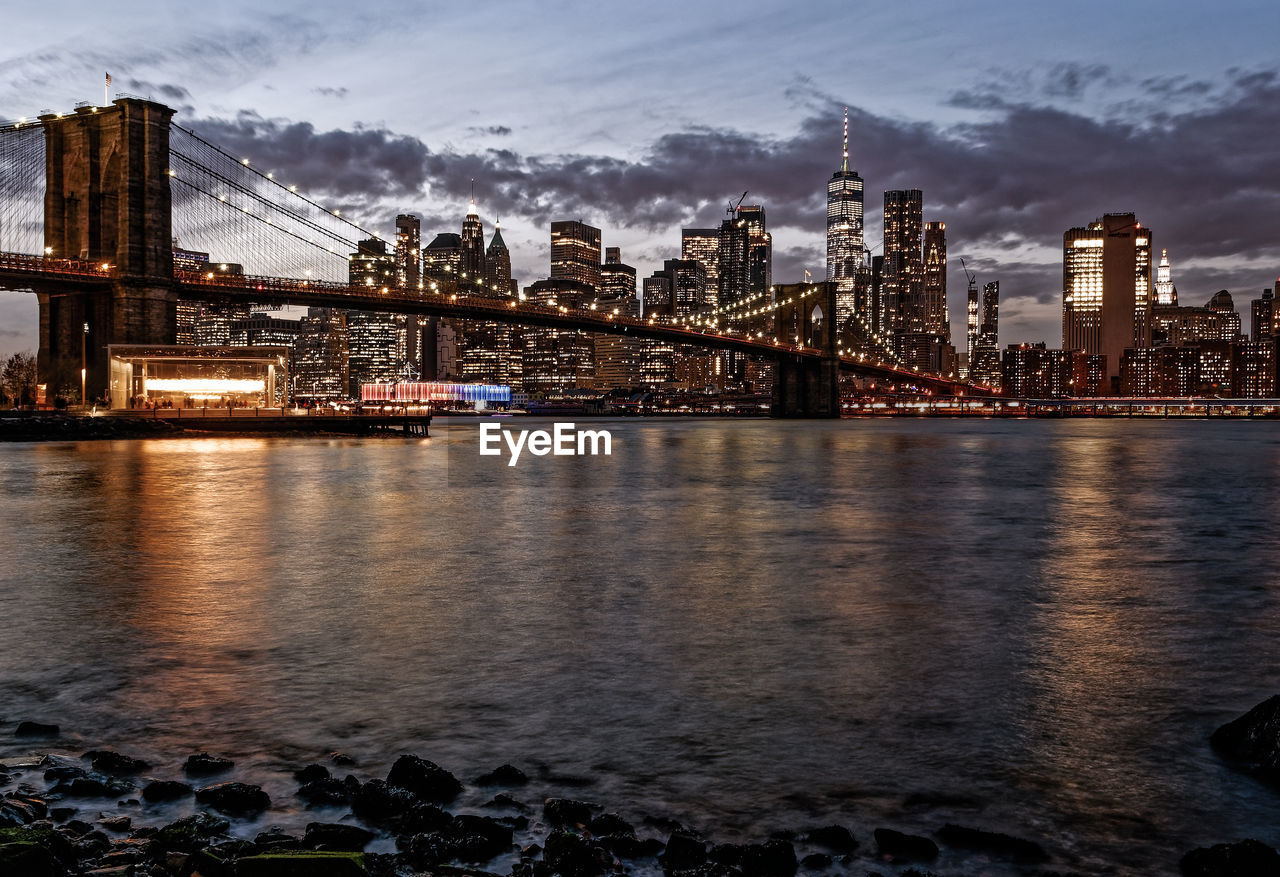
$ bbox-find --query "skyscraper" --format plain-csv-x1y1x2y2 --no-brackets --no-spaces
347,238,404,397
1252,287,1276,341
971,281,1001,388
395,214,423,379
717,213,750,308
460,198,486,284
485,222,516,296
294,307,349,401
882,189,923,336
1154,248,1177,305
922,221,947,338
965,271,979,376
595,247,642,386
459,222,521,387
550,220,602,291
738,204,772,296
682,228,720,311
598,250,639,316
827,109,864,325
1062,213,1152,384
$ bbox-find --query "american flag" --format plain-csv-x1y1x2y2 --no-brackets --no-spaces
105,72,111,87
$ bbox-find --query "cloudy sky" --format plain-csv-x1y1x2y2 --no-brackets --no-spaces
2,0,1279,360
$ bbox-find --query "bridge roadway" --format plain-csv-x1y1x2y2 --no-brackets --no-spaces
0,251,977,395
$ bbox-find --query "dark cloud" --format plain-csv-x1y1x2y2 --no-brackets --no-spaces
313,86,348,99
124,79,192,103
1041,63,1114,99
467,125,512,136
190,66,1280,306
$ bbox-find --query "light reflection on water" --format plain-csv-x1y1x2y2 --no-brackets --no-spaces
2,419,1279,875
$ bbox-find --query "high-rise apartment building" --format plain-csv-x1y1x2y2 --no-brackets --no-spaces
682,228,720,311
965,273,979,377
827,109,864,326
1062,213,1152,385
970,281,1001,388
717,214,750,309
1252,287,1276,341
922,221,947,338
550,220,602,291
738,205,772,296
881,189,923,336
395,214,423,379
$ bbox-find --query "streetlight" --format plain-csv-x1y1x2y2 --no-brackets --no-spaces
81,321,89,408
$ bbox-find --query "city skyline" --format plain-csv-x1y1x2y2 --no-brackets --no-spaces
1,1,1279,362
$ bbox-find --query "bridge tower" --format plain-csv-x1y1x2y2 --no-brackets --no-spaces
37,98,176,400
771,280,841,417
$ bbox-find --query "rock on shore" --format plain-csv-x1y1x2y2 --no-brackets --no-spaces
1211,694,1280,786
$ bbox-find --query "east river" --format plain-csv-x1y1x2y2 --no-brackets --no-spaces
2,418,1279,874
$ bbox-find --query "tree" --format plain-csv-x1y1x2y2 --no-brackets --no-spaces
2,352,39,408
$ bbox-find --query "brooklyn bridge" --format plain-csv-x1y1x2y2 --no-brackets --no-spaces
0,96,982,416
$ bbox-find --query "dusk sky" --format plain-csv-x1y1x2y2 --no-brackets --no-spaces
2,0,1278,360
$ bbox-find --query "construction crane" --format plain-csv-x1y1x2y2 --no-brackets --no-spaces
726,190,748,218
960,257,977,288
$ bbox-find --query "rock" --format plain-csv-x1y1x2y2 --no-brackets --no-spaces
195,782,270,817
1211,696,1280,784
874,828,938,862
329,753,358,767
236,850,368,876
98,814,131,831
255,827,302,850
63,819,95,836
396,802,453,835
659,829,707,871
739,839,798,877
474,764,530,786
443,813,514,861
385,754,463,803
49,809,75,823
710,842,746,865
351,779,417,822
544,829,611,877
800,853,832,869
183,753,234,777
44,765,89,782
304,822,375,852
0,841,60,876
294,764,331,784
14,721,60,738
482,793,530,812
936,823,1048,863
141,780,192,803
50,774,135,799
1181,838,1280,876
805,825,858,853
0,795,47,825
83,751,150,776
544,797,596,828
148,813,231,853
84,865,133,876
587,812,634,837
601,834,664,859
299,775,359,808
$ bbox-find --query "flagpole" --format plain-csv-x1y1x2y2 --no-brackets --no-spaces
104,73,110,106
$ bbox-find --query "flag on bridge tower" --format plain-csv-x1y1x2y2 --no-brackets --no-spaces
104,72,111,106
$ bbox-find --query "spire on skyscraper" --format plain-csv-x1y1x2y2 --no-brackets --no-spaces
842,107,849,174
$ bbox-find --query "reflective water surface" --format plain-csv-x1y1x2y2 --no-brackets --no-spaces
2,418,1279,874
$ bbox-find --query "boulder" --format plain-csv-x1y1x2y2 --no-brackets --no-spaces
874,828,938,862
1211,695,1280,784
141,780,192,803
1181,838,1280,876
658,829,706,871
298,775,359,808
236,850,368,876
350,779,418,823
806,825,858,853
936,824,1048,863
255,827,302,850
482,793,530,812
183,753,234,777
544,797,596,828
444,814,514,861
14,721,60,738
83,751,150,776
740,839,798,877
0,841,60,876
544,829,611,877
148,813,231,853
386,755,463,803
587,812,634,838
474,764,530,786
294,764,331,784
50,774,135,799
800,852,832,869
303,822,375,852
194,782,270,817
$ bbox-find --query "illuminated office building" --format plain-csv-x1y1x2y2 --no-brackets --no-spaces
521,277,596,393
346,238,405,397
970,281,1001,388
550,220,602,291
458,222,522,388
738,204,772,297
1154,248,1177,305
1252,287,1276,341
595,247,642,387
1062,213,1152,386
682,229,720,311
598,248,639,316
294,307,349,401
827,109,865,326
717,214,750,308
484,222,517,296
460,199,486,284
882,189,923,335
395,214,423,378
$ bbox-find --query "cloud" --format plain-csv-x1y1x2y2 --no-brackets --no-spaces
313,86,348,99
467,125,512,136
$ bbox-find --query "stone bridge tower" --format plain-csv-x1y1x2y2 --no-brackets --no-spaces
771,280,841,417
37,98,176,400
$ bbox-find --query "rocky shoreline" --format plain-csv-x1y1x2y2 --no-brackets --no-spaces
0,414,187,442
4,701,1280,877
